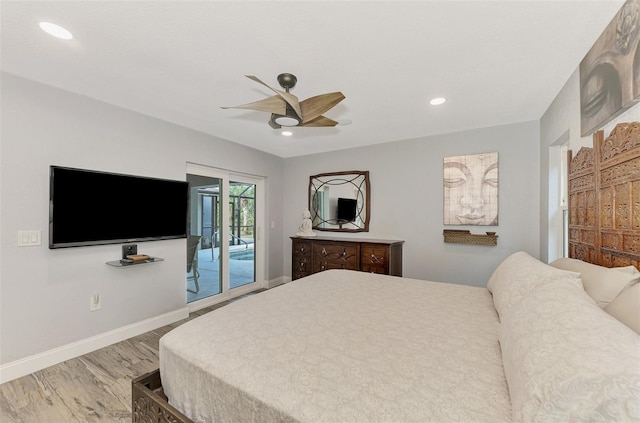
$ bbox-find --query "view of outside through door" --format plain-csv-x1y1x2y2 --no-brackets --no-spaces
227,180,256,290
186,174,256,303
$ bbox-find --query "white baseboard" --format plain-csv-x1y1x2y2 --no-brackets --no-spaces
0,307,189,384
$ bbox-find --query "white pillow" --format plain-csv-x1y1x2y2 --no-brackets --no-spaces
487,251,582,318
499,281,640,422
605,283,640,334
549,258,640,308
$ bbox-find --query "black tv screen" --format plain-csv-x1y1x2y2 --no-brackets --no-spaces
49,166,189,249
337,197,357,222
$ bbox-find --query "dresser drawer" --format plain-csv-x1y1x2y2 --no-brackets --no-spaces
292,240,313,279
312,242,360,273
360,244,389,274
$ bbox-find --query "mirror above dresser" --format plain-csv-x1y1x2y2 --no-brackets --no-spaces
309,171,370,232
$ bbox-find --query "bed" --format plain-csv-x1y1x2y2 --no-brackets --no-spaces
160,270,511,422
132,123,640,422
133,252,640,423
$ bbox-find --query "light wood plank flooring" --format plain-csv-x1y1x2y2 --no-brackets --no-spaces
0,291,265,422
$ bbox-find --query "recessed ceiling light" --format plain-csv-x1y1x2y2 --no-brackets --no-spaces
281,130,293,137
39,22,73,40
430,97,446,106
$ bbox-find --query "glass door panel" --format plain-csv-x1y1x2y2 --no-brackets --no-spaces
186,173,222,302
228,181,256,289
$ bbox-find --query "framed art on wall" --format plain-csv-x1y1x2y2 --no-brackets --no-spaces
443,152,498,226
580,0,640,136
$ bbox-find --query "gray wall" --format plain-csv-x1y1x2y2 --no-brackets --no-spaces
283,121,540,287
0,73,285,365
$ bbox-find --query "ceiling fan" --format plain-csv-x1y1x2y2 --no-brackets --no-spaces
222,73,345,129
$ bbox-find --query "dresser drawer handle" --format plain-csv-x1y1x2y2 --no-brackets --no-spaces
370,254,381,263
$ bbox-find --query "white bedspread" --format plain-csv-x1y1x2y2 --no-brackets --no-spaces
160,270,511,422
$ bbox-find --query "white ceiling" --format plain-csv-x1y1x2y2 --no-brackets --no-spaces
1,1,624,158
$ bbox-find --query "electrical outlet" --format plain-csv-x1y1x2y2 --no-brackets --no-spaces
90,293,101,311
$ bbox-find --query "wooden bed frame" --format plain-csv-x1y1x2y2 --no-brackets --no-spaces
131,122,640,423
132,369,192,423
568,122,640,271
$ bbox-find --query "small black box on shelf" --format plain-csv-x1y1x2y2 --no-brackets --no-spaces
122,244,137,259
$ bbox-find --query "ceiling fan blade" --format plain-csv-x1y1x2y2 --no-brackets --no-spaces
301,115,339,127
220,95,286,115
300,92,345,123
245,75,302,119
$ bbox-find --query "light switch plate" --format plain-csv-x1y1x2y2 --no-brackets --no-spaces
17,230,41,246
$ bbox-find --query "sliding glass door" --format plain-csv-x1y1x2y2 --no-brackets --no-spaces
186,164,264,305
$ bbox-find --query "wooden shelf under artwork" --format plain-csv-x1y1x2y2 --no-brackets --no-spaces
443,230,498,246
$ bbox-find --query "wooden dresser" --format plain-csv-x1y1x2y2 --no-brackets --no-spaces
291,236,404,280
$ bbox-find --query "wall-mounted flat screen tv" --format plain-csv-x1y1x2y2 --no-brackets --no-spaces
49,166,189,249
337,197,357,222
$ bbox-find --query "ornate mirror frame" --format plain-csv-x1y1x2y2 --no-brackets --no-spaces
308,171,370,232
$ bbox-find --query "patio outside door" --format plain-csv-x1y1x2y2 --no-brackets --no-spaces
186,174,222,302
228,180,256,289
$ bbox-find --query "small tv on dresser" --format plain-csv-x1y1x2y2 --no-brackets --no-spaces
337,197,357,222
49,166,189,248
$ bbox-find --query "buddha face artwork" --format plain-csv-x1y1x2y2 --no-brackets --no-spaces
443,152,498,226
580,0,640,136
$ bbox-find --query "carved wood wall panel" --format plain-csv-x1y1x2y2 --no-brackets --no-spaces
568,122,640,270
568,146,597,264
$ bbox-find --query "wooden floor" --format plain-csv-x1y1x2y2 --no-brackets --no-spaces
0,290,265,422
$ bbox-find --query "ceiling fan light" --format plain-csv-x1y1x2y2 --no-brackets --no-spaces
272,105,301,127
273,116,300,127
